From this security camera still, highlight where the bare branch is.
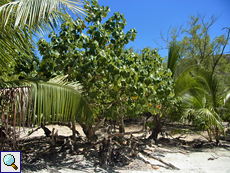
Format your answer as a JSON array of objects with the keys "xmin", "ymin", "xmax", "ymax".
[{"xmin": 212, "ymin": 27, "xmax": 230, "ymax": 75}]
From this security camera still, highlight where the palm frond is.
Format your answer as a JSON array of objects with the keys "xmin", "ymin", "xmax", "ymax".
[
  {"xmin": 195, "ymin": 68, "xmax": 219, "ymax": 108},
  {"xmin": 167, "ymin": 41, "xmax": 181, "ymax": 77},
  {"xmin": 167, "ymin": 42, "xmax": 199, "ymax": 79},
  {"xmin": 182, "ymin": 88, "xmax": 225, "ymax": 138},
  {"xmin": 0, "ymin": 25, "xmax": 34, "ymax": 69},
  {"xmin": 175, "ymin": 73, "xmax": 200, "ymax": 96},
  {"xmin": 0, "ymin": 0, "xmax": 87, "ymax": 31},
  {"xmin": 167, "ymin": 42, "xmax": 200, "ymax": 97},
  {"xmin": 182, "ymin": 87, "xmax": 207, "ymax": 110},
  {"xmin": 223, "ymin": 89, "xmax": 230, "ymax": 105},
  {"xmin": 0, "ymin": 79, "xmax": 94, "ymax": 129},
  {"xmin": 173, "ymin": 58, "xmax": 199, "ymax": 80},
  {"xmin": 197, "ymin": 108, "xmax": 225, "ymax": 134},
  {"xmin": 0, "ymin": 0, "xmax": 87, "ymax": 70}
]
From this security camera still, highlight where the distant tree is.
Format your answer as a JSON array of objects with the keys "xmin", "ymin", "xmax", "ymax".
[
  {"xmin": 162, "ymin": 15, "xmax": 230, "ymax": 124},
  {"xmin": 161, "ymin": 14, "xmax": 230, "ymax": 76}
]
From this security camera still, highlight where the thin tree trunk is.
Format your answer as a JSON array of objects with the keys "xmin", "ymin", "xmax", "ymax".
[
  {"xmin": 215, "ymin": 127, "xmax": 220, "ymax": 144},
  {"xmin": 6, "ymin": 98, "xmax": 10, "ymax": 137},
  {"xmin": 119, "ymin": 105, "xmax": 125, "ymax": 133},
  {"xmin": 1, "ymin": 90, "xmax": 5, "ymax": 130},
  {"xmin": 148, "ymin": 114, "xmax": 162, "ymax": 142},
  {"xmin": 71, "ymin": 119, "xmax": 76, "ymax": 141},
  {"xmin": 68, "ymin": 66, "xmax": 77, "ymax": 141},
  {"xmin": 212, "ymin": 27, "xmax": 230, "ymax": 75},
  {"xmin": 119, "ymin": 115, "xmax": 125, "ymax": 133},
  {"xmin": 68, "ymin": 66, "xmax": 71, "ymax": 81},
  {"xmin": 207, "ymin": 129, "xmax": 213, "ymax": 142},
  {"xmin": 13, "ymin": 91, "xmax": 17, "ymax": 149}
]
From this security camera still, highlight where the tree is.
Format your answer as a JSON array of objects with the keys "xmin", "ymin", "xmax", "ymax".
[
  {"xmin": 162, "ymin": 14, "xmax": 229, "ymax": 76},
  {"xmin": 166, "ymin": 42, "xmax": 228, "ymax": 144},
  {"xmin": 183, "ymin": 69, "xmax": 227, "ymax": 144},
  {"xmin": 37, "ymin": 0, "xmax": 180, "ymax": 141},
  {"xmin": 163, "ymin": 15, "xmax": 230, "ymax": 140}
]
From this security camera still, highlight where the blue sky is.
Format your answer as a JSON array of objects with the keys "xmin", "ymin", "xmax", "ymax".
[{"xmin": 36, "ymin": 0, "xmax": 230, "ymax": 59}]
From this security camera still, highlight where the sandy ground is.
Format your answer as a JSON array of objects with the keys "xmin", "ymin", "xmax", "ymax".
[{"xmin": 18, "ymin": 124, "xmax": 230, "ymax": 173}]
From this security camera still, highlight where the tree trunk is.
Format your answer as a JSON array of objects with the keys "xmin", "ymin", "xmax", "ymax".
[
  {"xmin": 207, "ymin": 129, "xmax": 213, "ymax": 142},
  {"xmin": 214, "ymin": 127, "xmax": 220, "ymax": 145},
  {"xmin": 147, "ymin": 114, "xmax": 162, "ymax": 142},
  {"xmin": 148, "ymin": 126, "xmax": 161, "ymax": 142},
  {"xmin": 71, "ymin": 119, "xmax": 76, "ymax": 141},
  {"xmin": 119, "ymin": 115, "xmax": 125, "ymax": 133}
]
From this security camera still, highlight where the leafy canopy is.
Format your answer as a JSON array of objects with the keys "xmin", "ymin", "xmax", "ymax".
[{"xmin": 38, "ymin": 0, "xmax": 180, "ymax": 122}]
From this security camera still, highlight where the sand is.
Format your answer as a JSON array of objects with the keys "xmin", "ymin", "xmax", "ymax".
[{"xmin": 17, "ymin": 124, "xmax": 230, "ymax": 173}]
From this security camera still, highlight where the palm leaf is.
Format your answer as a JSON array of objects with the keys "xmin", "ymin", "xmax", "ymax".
[
  {"xmin": 195, "ymin": 68, "xmax": 219, "ymax": 109},
  {"xmin": 197, "ymin": 108, "xmax": 225, "ymax": 135},
  {"xmin": 175, "ymin": 73, "xmax": 200, "ymax": 96},
  {"xmin": 0, "ymin": 0, "xmax": 87, "ymax": 31},
  {"xmin": 167, "ymin": 42, "xmax": 200, "ymax": 97},
  {"xmin": 223, "ymin": 89, "xmax": 230, "ymax": 105},
  {"xmin": 0, "ymin": 25, "xmax": 34, "ymax": 70},
  {"xmin": 0, "ymin": 78, "xmax": 94, "ymax": 129},
  {"xmin": 183, "ymin": 90, "xmax": 206, "ymax": 109},
  {"xmin": 0, "ymin": 0, "xmax": 87, "ymax": 70},
  {"xmin": 167, "ymin": 41, "xmax": 181, "ymax": 77}
]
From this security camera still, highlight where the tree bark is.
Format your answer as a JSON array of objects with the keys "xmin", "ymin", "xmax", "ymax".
[
  {"xmin": 71, "ymin": 119, "xmax": 76, "ymax": 141},
  {"xmin": 207, "ymin": 129, "xmax": 213, "ymax": 142},
  {"xmin": 147, "ymin": 114, "xmax": 162, "ymax": 142},
  {"xmin": 119, "ymin": 115, "xmax": 125, "ymax": 133}
]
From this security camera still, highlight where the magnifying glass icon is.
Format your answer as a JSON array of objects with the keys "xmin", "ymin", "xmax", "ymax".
[{"xmin": 3, "ymin": 154, "xmax": 18, "ymax": 170}]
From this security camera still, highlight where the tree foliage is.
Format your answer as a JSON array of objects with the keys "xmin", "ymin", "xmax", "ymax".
[
  {"xmin": 164, "ymin": 15, "xmax": 230, "ymax": 125},
  {"xmin": 167, "ymin": 41, "xmax": 228, "ymax": 144},
  {"xmin": 38, "ymin": 0, "xmax": 180, "ymax": 138},
  {"xmin": 166, "ymin": 15, "xmax": 229, "ymax": 75},
  {"xmin": 0, "ymin": 0, "xmax": 87, "ymax": 71}
]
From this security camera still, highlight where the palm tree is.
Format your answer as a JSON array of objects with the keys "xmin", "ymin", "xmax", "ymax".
[
  {"xmin": 183, "ymin": 69, "xmax": 226, "ymax": 144},
  {"xmin": 167, "ymin": 41, "xmax": 228, "ymax": 144}
]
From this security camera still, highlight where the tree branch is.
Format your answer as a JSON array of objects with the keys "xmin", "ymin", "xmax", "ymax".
[{"xmin": 212, "ymin": 27, "xmax": 230, "ymax": 75}]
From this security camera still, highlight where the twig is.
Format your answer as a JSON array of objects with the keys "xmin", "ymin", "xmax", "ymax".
[
  {"xmin": 139, "ymin": 150, "xmax": 180, "ymax": 170},
  {"xmin": 172, "ymin": 134, "xmax": 187, "ymax": 140},
  {"xmin": 208, "ymin": 154, "xmax": 219, "ymax": 160},
  {"xmin": 137, "ymin": 152, "xmax": 168, "ymax": 169},
  {"xmin": 58, "ymin": 137, "xmax": 74, "ymax": 153},
  {"xmin": 25, "ymin": 127, "xmax": 41, "ymax": 137}
]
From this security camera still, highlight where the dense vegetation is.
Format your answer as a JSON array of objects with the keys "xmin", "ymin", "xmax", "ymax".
[
  {"xmin": 36, "ymin": 0, "xmax": 181, "ymax": 142},
  {"xmin": 0, "ymin": 0, "xmax": 229, "ymax": 149}
]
